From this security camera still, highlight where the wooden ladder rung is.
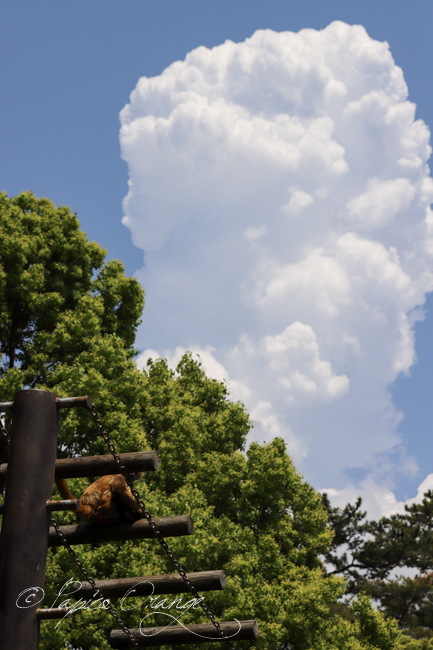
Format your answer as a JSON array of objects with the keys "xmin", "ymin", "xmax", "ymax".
[
  {"xmin": 0, "ymin": 451, "xmax": 160, "ymax": 487},
  {"xmin": 48, "ymin": 516, "xmax": 193, "ymax": 546},
  {"xmin": 70, "ymin": 570, "xmax": 226, "ymax": 599},
  {"xmin": 54, "ymin": 451, "xmax": 160, "ymax": 477},
  {"xmin": 0, "ymin": 499, "xmax": 80, "ymax": 515},
  {"xmin": 36, "ymin": 607, "xmax": 72, "ymax": 620},
  {"xmin": 110, "ymin": 620, "xmax": 259, "ymax": 647}
]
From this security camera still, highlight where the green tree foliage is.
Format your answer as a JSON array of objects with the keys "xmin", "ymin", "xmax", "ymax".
[
  {"xmin": 322, "ymin": 492, "xmax": 433, "ymax": 640},
  {"xmin": 396, "ymin": 636, "xmax": 433, "ymax": 650},
  {"xmin": 0, "ymin": 192, "xmax": 400, "ymax": 650}
]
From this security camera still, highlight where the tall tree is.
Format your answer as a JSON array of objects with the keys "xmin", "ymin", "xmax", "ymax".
[
  {"xmin": 322, "ymin": 491, "xmax": 433, "ymax": 639},
  {"xmin": 0, "ymin": 192, "xmax": 399, "ymax": 650}
]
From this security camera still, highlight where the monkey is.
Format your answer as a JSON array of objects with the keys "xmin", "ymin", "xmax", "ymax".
[{"xmin": 55, "ymin": 472, "xmax": 145, "ymax": 525}]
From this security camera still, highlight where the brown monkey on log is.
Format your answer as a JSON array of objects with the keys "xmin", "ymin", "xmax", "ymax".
[{"xmin": 55, "ymin": 473, "xmax": 145, "ymax": 524}]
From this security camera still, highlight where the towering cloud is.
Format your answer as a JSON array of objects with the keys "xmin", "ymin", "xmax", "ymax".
[{"xmin": 120, "ymin": 22, "xmax": 433, "ymax": 510}]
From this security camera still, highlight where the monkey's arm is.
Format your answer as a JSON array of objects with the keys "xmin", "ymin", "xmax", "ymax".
[{"xmin": 110, "ymin": 475, "xmax": 143, "ymax": 514}]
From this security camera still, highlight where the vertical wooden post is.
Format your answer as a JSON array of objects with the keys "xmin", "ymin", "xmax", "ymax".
[{"xmin": 0, "ymin": 390, "xmax": 59, "ymax": 650}]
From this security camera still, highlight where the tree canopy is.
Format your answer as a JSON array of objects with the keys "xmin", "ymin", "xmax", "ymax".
[
  {"xmin": 323, "ymin": 491, "xmax": 433, "ymax": 642},
  {"xmin": 0, "ymin": 192, "xmax": 401, "ymax": 650}
]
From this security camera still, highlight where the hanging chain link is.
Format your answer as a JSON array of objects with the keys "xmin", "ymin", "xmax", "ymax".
[
  {"xmin": 89, "ymin": 403, "xmax": 237, "ymax": 650},
  {"xmin": 50, "ymin": 514, "xmax": 142, "ymax": 649}
]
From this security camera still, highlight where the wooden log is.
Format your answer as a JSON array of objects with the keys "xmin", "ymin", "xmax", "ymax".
[
  {"xmin": 0, "ymin": 499, "xmax": 78, "ymax": 515},
  {"xmin": 71, "ymin": 570, "xmax": 226, "ymax": 599},
  {"xmin": 0, "ymin": 396, "xmax": 94, "ymax": 413},
  {"xmin": 57, "ymin": 396, "xmax": 93, "ymax": 410},
  {"xmin": 36, "ymin": 608, "xmax": 72, "ymax": 620},
  {"xmin": 45, "ymin": 499, "xmax": 80, "ymax": 512},
  {"xmin": 48, "ymin": 516, "xmax": 193, "ymax": 546},
  {"xmin": 0, "ymin": 451, "xmax": 160, "ymax": 486},
  {"xmin": 110, "ymin": 620, "xmax": 259, "ymax": 647},
  {"xmin": 54, "ymin": 451, "xmax": 160, "ymax": 477}
]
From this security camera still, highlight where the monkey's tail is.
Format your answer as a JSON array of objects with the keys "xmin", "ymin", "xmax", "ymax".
[
  {"xmin": 55, "ymin": 478, "xmax": 91, "ymax": 521},
  {"xmin": 55, "ymin": 478, "xmax": 77, "ymax": 501}
]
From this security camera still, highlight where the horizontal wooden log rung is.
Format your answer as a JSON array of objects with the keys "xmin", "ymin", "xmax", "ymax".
[
  {"xmin": 47, "ymin": 499, "xmax": 80, "ymax": 511},
  {"xmin": 48, "ymin": 516, "xmax": 193, "ymax": 546},
  {"xmin": 0, "ymin": 499, "xmax": 79, "ymax": 515},
  {"xmin": 36, "ymin": 607, "xmax": 72, "ymax": 620},
  {"xmin": 71, "ymin": 570, "xmax": 226, "ymax": 599},
  {"xmin": 110, "ymin": 620, "xmax": 259, "ymax": 647},
  {"xmin": 0, "ymin": 451, "xmax": 160, "ymax": 484},
  {"xmin": 54, "ymin": 451, "xmax": 160, "ymax": 477},
  {"xmin": 0, "ymin": 395, "xmax": 97, "ymax": 412},
  {"xmin": 57, "ymin": 396, "xmax": 93, "ymax": 410}
]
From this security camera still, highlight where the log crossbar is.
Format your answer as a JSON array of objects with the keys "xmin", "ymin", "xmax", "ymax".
[
  {"xmin": 46, "ymin": 499, "xmax": 79, "ymax": 512},
  {"xmin": 0, "ymin": 499, "xmax": 79, "ymax": 515},
  {"xmin": 36, "ymin": 608, "xmax": 72, "ymax": 620},
  {"xmin": 0, "ymin": 451, "xmax": 160, "ymax": 487},
  {"xmin": 0, "ymin": 395, "xmax": 93, "ymax": 413},
  {"xmin": 48, "ymin": 516, "xmax": 193, "ymax": 546},
  {"xmin": 110, "ymin": 620, "xmax": 259, "ymax": 648},
  {"xmin": 70, "ymin": 571, "xmax": 226, "ymax": 599},
  {"xmin": 54, "ymin": 451, "xmax": 160, "ymax": 477}
]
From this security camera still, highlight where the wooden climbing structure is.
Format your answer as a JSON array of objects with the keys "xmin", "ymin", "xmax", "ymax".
[{"xmin": 0, "ymin": 389, "xmax": 259, "ymax": 649}]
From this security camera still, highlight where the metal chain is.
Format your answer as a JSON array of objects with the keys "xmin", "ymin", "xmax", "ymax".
[
  {"xmin": 50, "ymin": 514, "xmax": 142, "ymax": 649},
  {"xmin": 89, "ymin": 403, "xmax": 237, "ymax": 650}
]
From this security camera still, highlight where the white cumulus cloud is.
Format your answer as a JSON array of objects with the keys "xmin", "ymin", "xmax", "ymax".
[
  {"xmin": 260, "ymin": 322, "xmax": 349, "ymax": 400},
  {"xmin": 282, "ymin": 187, "xmax": 314, "ymax": 217},
  {"xmin": 346, "ymin": 177, "xmax": 416, "ymax": 229},
  {"xmin": 121, "ymin": 21, "xmax": 433, "ymax": 506}
]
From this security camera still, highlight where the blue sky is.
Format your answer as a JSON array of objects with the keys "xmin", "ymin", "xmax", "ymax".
[{"xmin": 2, "ymin": 0, "xmax": 433, "ymax": 514}]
